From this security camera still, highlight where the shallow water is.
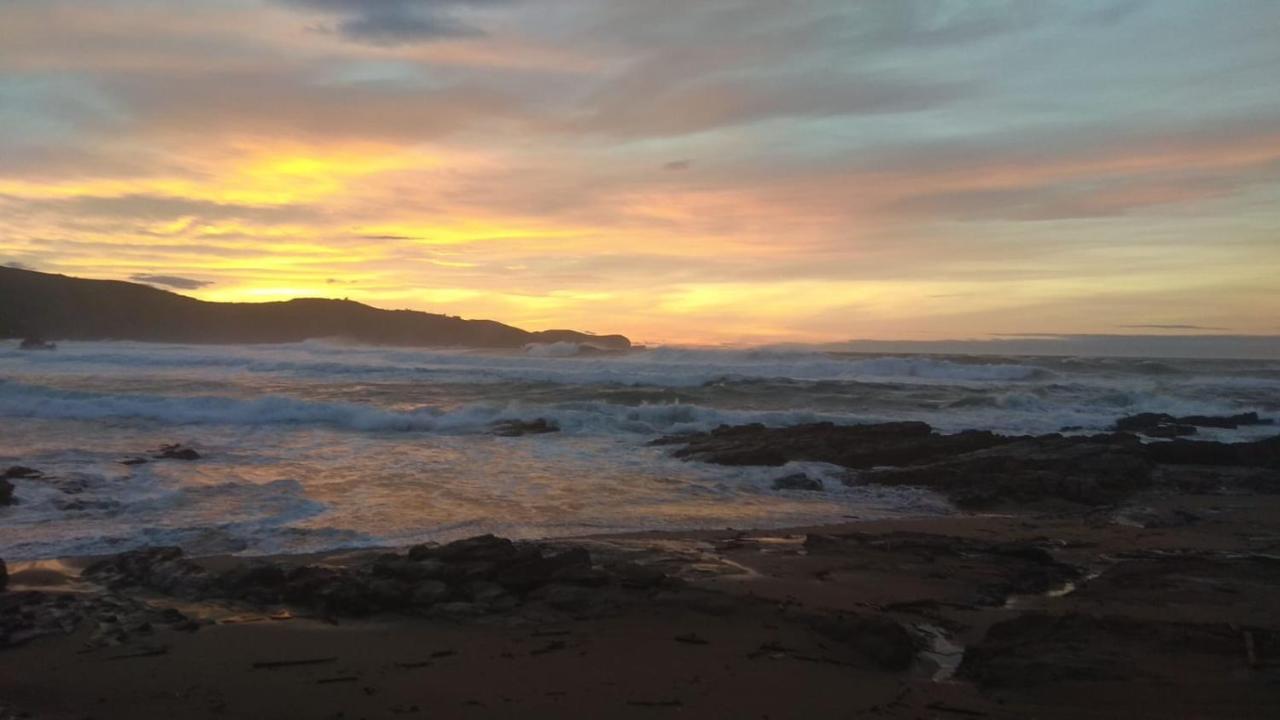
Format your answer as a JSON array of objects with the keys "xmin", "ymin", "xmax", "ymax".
[{"xmin": 2, "ymin": 341, "xmax": 1276, "ymax": 560}]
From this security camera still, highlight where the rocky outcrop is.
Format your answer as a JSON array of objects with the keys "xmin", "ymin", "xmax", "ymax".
[
  {"xmin": 855, "ymin": 434, "xmax": 1154, "ymax": 507},
  {"xmin": 490, "ymin": 419, "xmax": 560, "ymax": 437},
  {"xmin": 655, "ymin": 421, "xmax": 1013, "ymax": 468},
  {"xmin": 1115, "ymin": 411, "xmax": 1272, "ymax": 438},
  {"xmin": 83, "ymin": 535, "xmax": 664, "ymax": 619},
  {"xmin": 658, "ymin": 420, "xmax": 1280, "ymax": 508},
  {"xmin": 771, "ymin": 473, "xmax": 824, "ymax": 491},
  {"xmin": 1, "ymin": 466, "xmax": 42, "ymax": 506}
]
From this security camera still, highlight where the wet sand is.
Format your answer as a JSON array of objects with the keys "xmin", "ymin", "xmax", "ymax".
[{"xmin": 3, "ymin": 488, "xmax": 1279, "ymax": 719}]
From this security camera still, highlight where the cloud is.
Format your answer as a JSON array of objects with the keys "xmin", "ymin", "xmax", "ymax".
[
  {"xmin": 129, "ymin": 274, "xmax": 214, "ymax": 290},
  {"xmin": 1116, "ymin": 324, "xmax": 1230, "ymax": 331},
  {"xmin": 663, "ymin": 160, "xmax": 692, "ymax": 171},
  {"xmin": 4, "ymin": 261, "xmax": 32, "ymax": 270},
  {"xmin": 277, "ymin": 0, "xmax": 506, "ymax": 45}
]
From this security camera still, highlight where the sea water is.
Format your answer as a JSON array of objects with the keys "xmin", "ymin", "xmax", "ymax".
[{"xmin": 1, "ymin": 341, "xmax": 1277, "ymax": 560}]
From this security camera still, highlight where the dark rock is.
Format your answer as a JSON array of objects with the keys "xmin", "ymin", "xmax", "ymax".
[
  {"xmin": 656, "ymin": 421, "xmax": 1011, "ymax": 468},
  {"xmin": 771, "ymin": 473, "xmax": 824, "ymax": 491},
  {"xmin": 1146, "ymin": 434, "xmax": 1280, "ymax": 469},
  {"xmin": 372, "ymin": 557, "xmax": 444, "ymax": 582},
  {"xmin": 411, "ymin": 580, "xmax": 450, "ymax": 606},
  {"xmin": 854, "ymin": 434, "xmax": 1153, "ymax": 507},
  {"xmin": 1, "ymin": 558, "xmax": 6, "ymax": 591},
  {"xmin": 490, "ymin": 419, "xmax": 560, "ymax": 437},
  {"xmin": 0, "ymin": 478, "xmax": 11, "ymax": 506},
  {"xmin": 120, "ymin": 457, "xmax": 149, "ymax": 466},
  {"xmin": 83, "ymin": 547, "xmax": 213, "ymax": 598},
  {"xmin": 18, "ymin": 337, "xmax": 56, "ymax": 351},
  {"xmin": 608, "ymin": 561, "xmax": 669, "ymax": 589},
  {"xmin": 808, "ymin": 614, "xmax": 919, "ymax": 671},
  {"xmin": 154, "ymin": 444, "xmax": 201, "ymax": 461},
  {"xmin": 424, "ymin": 534, "xmax": 518, "ymax": 564},
  {"xmin": 531, "ymin": 584, "xmax": 598, "ymax": 613},
  {"xmin": 2, "ymin": 466, "xmax": 43, "ymax": 480},
  {"xmin": 496, "ymin": 547, "xmax": 593, "ymax": 592},
  {"xmin": 1116, "ymin": 411, "xmax": 1270, "ymax": 433},
  {"xmin": 464, "ymin": 580, "xmax": 508, "ymax": 603},
  {"xmin": 220, "ymin": 563, "xmax": 288, "ymax": 603}
]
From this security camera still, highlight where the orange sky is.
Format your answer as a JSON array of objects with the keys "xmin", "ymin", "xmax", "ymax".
[{"xmin": 2, "ymin": 0, "xmax": 1278, "ymax": 344}]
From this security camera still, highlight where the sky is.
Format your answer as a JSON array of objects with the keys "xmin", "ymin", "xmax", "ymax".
[{"xmin": 1, "ymin": 0, "xmax": 1278, "ymax": 346}]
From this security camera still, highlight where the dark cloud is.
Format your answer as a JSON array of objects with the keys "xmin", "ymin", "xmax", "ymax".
[
  {"xmin": 277, "ymin": 0, "xmax": 506, "ymax": 45},
  {"xmin": 129, "ymin": 274, "xmax": 214, "ymax": 290},
  {"xmin": 4, "ymin": 261, "xmax": 32, "ymax": 270},
  {"xmin": 663, "ymin": 160, "xmax": 692, "ymax": 171}
]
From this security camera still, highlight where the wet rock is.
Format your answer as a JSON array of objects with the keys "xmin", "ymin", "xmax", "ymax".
[
  {"xmin": 808, "ymin": 614, "xmax": 919, "ymax": 671},
  {"xmin": 154, "ymin": 444, "xmax": 201, "ymax": 461},
  {"xmin": 656, "ymin": 421, "xmax": 1012, "ymax": 468},
  {"xmin": 491, "ymin": 419, "xmax": 560, "ymax": 437},
  {"xmin": 83, "ymin": 547, "xmax": 213, "ymax": 598},
  {"xmin": 608, "ymin": 561, "xmax": 669, "ymax": 589},
  {"xmin": 496, "ymin": 547, "xmax": 593, "ymax": 591},
  {"xmin": 120, "ymin": 457, "xmax": 149, "ymax": 466},
  {"xmin": 411, "ymin": 580, "xmax": 450, "ymax": 606},
  {"xmin": 220, "ymin": 563, "xmax": 288, "ymax": 603},
  {"xmin": 854, "ymin": 434, "xmax": 1153, "ymax": 507},
  {"xmin": 531, "ymin": 583, "xmax": 598, "ymax": 613},
  {"xmin": 0, "ymin": 558, "xmax": 6, "ymax": 591},
  {"xmin": 1116, "ymin": 411, "xmax": 1271, "ymax": 435},
  {"xmin": 1147, "ymin": 434, "xmax": 1280, "ymax": 469},
  {"xmin": 0, "ymin": 479, "xmax": 11, "ymax": 506},
  {"xmin": 1, "ymin": 588, "xmax": 197, "ymax": 649},
  {"xmin": 2, "ymin": 466, "xmax": 42, "ymax": 480},
  {"xmin": 771, "ymin": 473, "xmax": 824, "ymax": 491},
  {"xmin": 19, "ymin": 337, "xmax": 56, "ymax": 351},
  {"xmin": 464, "ymin": 580, "xmax": 508, "ymax": 603},
  {"xmin": 372, "ymin": 557, "xmax": 445, "ymax": 582},
  {"xmin": 420, "ymin": 534, "xmax": 518, "ymax": 564}
]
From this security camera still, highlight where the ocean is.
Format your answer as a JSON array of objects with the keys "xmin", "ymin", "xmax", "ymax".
[{"xmin": 2, "ymin": 341, "xmax": 1278, "ymax": 561}]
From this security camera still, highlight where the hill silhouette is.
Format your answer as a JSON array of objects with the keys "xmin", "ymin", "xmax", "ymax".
[{"xmin": 0, "ymin": 267, "xmax": 630, "ymax": 350}]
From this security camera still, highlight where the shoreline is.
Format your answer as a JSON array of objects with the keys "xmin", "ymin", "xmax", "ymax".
[
  {"xmin": 3, "ymin": 417, "xmax": 1280, "ymax": 718},
  {"xmin": 4, "ymin": 490, "xmax": 1279, "ymax": 718}
]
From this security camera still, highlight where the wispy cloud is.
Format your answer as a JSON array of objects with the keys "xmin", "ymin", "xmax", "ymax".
[{"xmin": 130, "ymin": 274, "xmax": 214, "ymax": 290}]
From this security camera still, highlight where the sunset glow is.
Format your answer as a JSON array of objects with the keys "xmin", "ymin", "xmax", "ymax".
[{"xmin": 3, "ymin": 0, "xmax": 1278, "ymax": 344}]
